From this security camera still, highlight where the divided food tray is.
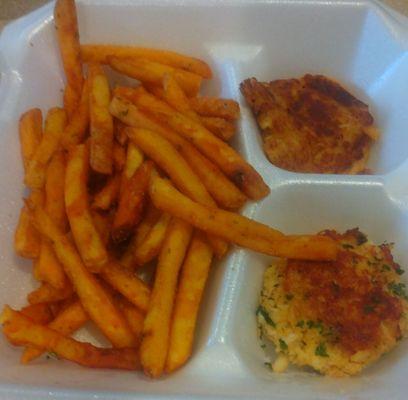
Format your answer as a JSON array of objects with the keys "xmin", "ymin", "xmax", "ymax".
[{"xmin": 0, "ymin": 0, "xmax": 408, "ymax": 398}]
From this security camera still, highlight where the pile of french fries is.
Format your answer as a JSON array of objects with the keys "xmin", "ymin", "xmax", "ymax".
[{"xmin": 1, "ymin": 0, "xmax": 338, "ymax": 378}]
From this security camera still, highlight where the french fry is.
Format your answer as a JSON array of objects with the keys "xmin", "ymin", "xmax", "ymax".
[
  {"xmin": 110, "ymin": 95, "xmax": 247, "ymax": 210},
  {"xmin": 199, "ymin": 116, "xmax": 235, "ymax": 141},
  {"xmin": 25, "ymin": 108, "xmax": 67, "ymax": 189},
  {"xmin": 112, "ymin": 160, "xmax": 153, "ymax": 243},
  {"xmin": 149, "ymin": 175, "xmax": 338, "ymax": 261},
  {"xmin": 81, "ymin": 44, "xmax": 212, "ymax": 78},
  {"xmin": 123, "ymin": 141, "xmax": 144, "ymax": 179},
  {"xmin": 65, "ymin": 144, "xmax": 108, "ymax": 271},
  {"xmin": 109, "ymin": 57, "xmax": 202, "ymax": 97},
  {"xmin": 63, "ymin": 84, "xmax": 79, "ymax": 118},
  {"xmin": 21, "ymin": 299, "xmax": 88, "ymax": 363},
  {"xmin": 54, "ymin": 0, "xmax": 83, "ymax": 111},
  {"xmin": 61, "ymin": 77, "xmax": 90, "ymax": 148},
  {"xmin": 166, "ymin": 232, "xmax": 213, "ymax": 372},
  {"xmin": 189, "ymin": 97, "xmax": 240, "ymax": 120},
  {"xmin": 114, "ymin": 120, "xmax": 128, "ymax": 146},
  {"xmin": 1, "ymin": 306, "xmax": 139, "ymax": 370},
  {"xmin": 140, "ymin": 218, "xmax": 192, "ymax": 378},
  {"xmin": 134, "ymin": 212, "xmax": 171, "ymax": 266},
  {"xmin": 100, "ymin": 261, "xmax": 151, "ymax": 312},
  {"xmin": 113, "ymin": 142, "xmax": 127, "ymax": 172},
  {"xmin": 89, "ymin": 63, "xmax": 114, "ymax": 174},
  {"xmin": 118, "ymin": 87, "xmax": 269, "ymax": 199},
  {"xmin": 90, "ymin": 210, "xmax": 112, "ymax": 246},
  {"xmin": 27, "ymin": 282, "xmax": 73, "ymax": 305},
  {"xmin": 20, "ymin": 303, "xmax": 54, "ymax": 325},
  {"xmin": 92, "ymin": 174, "xmax": 121, "ymax": 210},
  {"xmin": 19, "ymin": 108, "xmax": 42, "ymax": 171},
  {"xmin": 30, "ymin": 204, "xmax": 137, "ymax": 348}
]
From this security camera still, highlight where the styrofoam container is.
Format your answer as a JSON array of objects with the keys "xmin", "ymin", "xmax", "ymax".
[{"xmin": 0, "ymin": 0, "xmax": 408, "ymax": 398}]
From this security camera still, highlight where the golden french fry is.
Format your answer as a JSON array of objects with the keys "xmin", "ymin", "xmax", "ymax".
[
  {"xmin": 118, "ymin": 87, "xmax": 269, "ymax": 199},
  {"xmin": 166, "ymin": 232, "xmax": 213, "ymax": 372},
  {"xmin": 19, "ymin": 109, "xmax": 42, "ymax": 171},
  {"xmin": 54, "ymin": 0, "xmax": 83, "ymax": 110},
  {"xmin": 100, "ymin": 261, "xmax": 151, "ymax": 313},
  {"xmin": 90, "ymin": 210, "xmax": 112, "ymax": 246},
  {"xmin": 81, "ymin": 44, "xmax": 212, "ymax": 78},
  {"xmin": 1, "ymin": 306, "xmax": 139, "ymax": 370},
  {"xmin": 123, "ymin": 141, "xmax": 144, "ymax": 180},
  {"xmin": 114, "ymin": 120, "xmax": 128, "ymax": 146},
  {"xmin": 61, "ymin": 77, "xmax": 90, "ymax": 148},
  {"xmin": 110, "ymin": 94, "xmax": 246, "ymax": 210},
  {"xmin": 65, "ymin": 144, "xmax": 108, "ymax": 271},
  {"xmin": 199, "ymin": 116, "xmax": 235, "ymax": 141},
  {"xmin": 89, "ymin": 64, "xmax": 114, "ymax": 174},
  {"xmin": 27, "ymin": 282, "xmax": 73, "ymax": 305},
  {"xmin": 149, "ymin": 175, "xmax": 338, "ymax": 261},
  {"xmin": 112, "ymin": 142, "xmax": 126, "ymax": 172},
  {"xmin": 140, "ymin": 218, "xmax": 192, "ymax": 377},
  {"xmin": 63, "ymin": 84, "xmax": 78, "ymax": 118},
  {"xmin": 189, "ymin": 97, "xmax": 240, "ymax": 120},
  {"xmin": 30, "ymin": 204, "xmax": 137, "ymax": 348},
  {"xmin": 134, "ymin": 212, "xmax": 171, "ymax": 266},
  {"xmin": 20, "ymin": 303, "xmax": 54, "ymax": 325},
  {"xmin": 109, "ymin": 57, "xmax": 202, "ymax": 97},
  {"xmin": 92, "ymin": 174, "xmax": 121, "ymax": 210},
  {"xmin": 25, "ymin": 108, "xmax": 67, "ymax": 189}
]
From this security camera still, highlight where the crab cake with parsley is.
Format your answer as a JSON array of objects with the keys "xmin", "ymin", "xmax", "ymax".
[{"xmin": 257, "ymin": 229, "xmax": 408, "ymax": 377}]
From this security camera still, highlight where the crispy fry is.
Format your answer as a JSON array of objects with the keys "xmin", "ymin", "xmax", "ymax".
[
  {"xmin": 113, "ymin": 141, "xmax": 127, "ymax": 172},
  {"xmin": 189, "ymin": 97, "xmax": 240, "ymax": 120},
  {"xmin": 27, "ymin": 282, "xmax": 73, "ymax": 305},
  {"xmin": 19, "ymin": 108, "xmax": 42, "ymax": 171},
  {"xmin": 1, "ymin": 306, "xmax": 139, "ymax": 370},
  {"xmin": 100, "ymin": 261, "xmax": 151, "ymax": 312},
  {"xmin": 20, "ymin": 303, "xmax": 54, "ymax": 325},
  {"xmin": 65, "ymin": 144, "xmax": 108, "ymax": 271},
  {"xmin": 123, "ymin": 141, "xmax": 144, "ymax": 180},
  {"xmin": 110, "ymin": 95, "xmax": 246, "ymax": 210},
  {"xmin": 81, "ymin": 44, "xmax": 212, "ymax": 78},
  {"xmin": 54, "ymin": 0, "xmax": 83, "ymax": 110},
  {"xmin": 149, "ymin": 175, "xmax": 338, "ymax": 261},
  {"xmin": 140, "ymin": 218, "xmax": 192, "ymax": 377},
  {"xmin": 25, "ymin": 108, "xmax": 67, "ymax": 189},
  {"xmin": 119, "ymin": 87, "xmax": 269, "ymax": 199},
  {"xmin": 22, "ymin": 299, "xmax": 88, "ymax": 363},
  {"xmin": 114, "ymin": 120, "xmax": 128, "ymax": 146},
  {"xmin": 63, "ymin": 84, "xmax": 78, "ymax": 118},
  {"xmin": 30, "ymin": 204, "xmax": 137, "ymax": 348},
  {"xmin": 112, "ymin": 160, "xmax": 153, "ymax": 243},
  {"xmin": 134, "ymin": 212, "xmax": 171, "ymax": 266},
  {"xmin": 92, "ymin": 174, "xmax": 121, "ymax": 210},
  {"xmin": 61, "ymin": 77, "xmax": 90, "ymax": 148},
  {"xmin": 199, "ymin": 116, "xmax": 235, "ymax": 141},
  {"xmin": 166, "ymin": 232, "xmax": 213, "ymax": 372},
  {"xmin": 89, "ymin": 64, "xmax": 114, "ymax": 174},
  {"xmin": 90, "ymin": 210, "xmax": 112, "ymax": 246},
  {"xmin": 109, "ymin": 57, "xmax": 202, "ymax": 97}
]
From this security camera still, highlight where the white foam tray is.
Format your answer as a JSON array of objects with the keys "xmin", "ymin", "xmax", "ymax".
[{"xmin": 1, "ymin": 0, "xmax": 408, "ymax": 398}]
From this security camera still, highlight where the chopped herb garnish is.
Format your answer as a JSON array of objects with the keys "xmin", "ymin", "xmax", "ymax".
[
  {"xmin": 342, "ymin": 244, "xmax": 354, "ymax": 249},
  {"xmin": 296, "ymin": 320, "xmax": 305, "ymax": 328},
  {"xmin": 315, "ymin": 343, "xmax": 329, "ymax": 357},
  {"xmin": 285, "ymin": 294, "xmax": 294, "ymax": 301},
  {"xmin": 356, "ymin": 232, "xmax": 368, "ymax": 245},
  {"xmin": 388, "ymin": 282, "xmax": 408, "ymax": 300},
  {"xmin": 382, "ymin": 264, "xmax": 391, "ymax": 271},
  {"xmin": 256, "ymin": 305, "xmax": 276, "ymax": 327},
  {"xmin": 395, "ymin": 266, "xmax": 405, "ymax": 275},
  {"xmin": 279, "ymin": 338, "xmax": 288, "ymax": 351}
]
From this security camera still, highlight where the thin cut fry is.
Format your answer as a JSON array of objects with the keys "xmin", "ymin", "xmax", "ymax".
[
  {"xmin": 166, "ymin": 232, "xmax": 213, "ymax": 372},
  {"xmin": 27, "ymin": 282, "xmax": 73, "ymax": 305},
  {"xmin": 65, "ymin": 144, "xmax": 108, "ymax": 271},
  {"xmin": 89, "ymin": 63, "xmax": 114, "ymax": 174},
  {"xmin": 20, "ymin": 303, "xmax": 54, "ymax": 325},
  {"xmin": 19, "ymin": 108, "xmax": 42, "ymax": 171},
  {"xmin": 81, "ymin": 44, "xmax": 212, "ymax": 78},
  {"xmin": 114, "ymin": 120, "xmax": 128, "ymax": 146},
  {"xmin": 123, "ymin": 141, "xmax": 144, "ymax": 180},
  {"xmin": 22, "ymin": 299, "xmax": 88, "ymax": 363},
  {"xmin": 90, "ymin": 210, "xmax": 112, "ymax": 246},
  {"xmin": 109, "ymin": 57, "xmax": 202, "ymax": 97},
  {"xmin": 189, "ymin": 97, "xmax": 240, "ymax": 120},
  {"xmin": 1, "ymin": 306, "xmax": 139, "ymax": 370},
  {"xmin": 25, "ymin": 108, "xmax": 67, "ymax": 189},
  {"xmin": 149, "ymin": 175, "xmax": 338, "ymax": 261},
  {"xmin": 199, "ymin": 116, "xmax": 235, "ymax": 141},
  {"xmin": 140, "ymin": 218, "xmax": 192, "ymax": 377},
  {"xmin": 63, "ymin": 84, "xmax": 78, "ymax": 118},
  {"xmin": 92, "ymin": 174, "xmax": 121, "ymax": 210}
]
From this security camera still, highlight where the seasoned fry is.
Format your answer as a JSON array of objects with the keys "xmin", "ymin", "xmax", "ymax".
[
  {"xmin": 134, "ymin": 212, "xmax": 171, "ymax": 266},
  {"xmin": 54, "ymin": 0, "xmax": 83, "ymax": 111},
  {"xmin": 89, "ymin": 63, "xmax": 114, "ymax": 174},
  {"xmin": 110, "ymin": 95, "xmax": 246, "ymax": 210},
  {"xmin": 1, "ymin": 306, "xmax": 139, "ymax": 370},
  {"xmin": 20, "ymin": 303, "xmax": 54, "ymax": 325},
  {"xmin": 123, "ymin": 141, "xmax": 144, "ymax": 179},
  {"xmin": 25, "ymin": 108, "xmax": 67, "ymax": 189},
  {"xmin": 199, "ymin": 116, "xmax": 235, "ymax": 141},
  {"xmin": 109, "ymin": 57, "xmax": 202, "ymax": 97},
  {"xmin": 189, "ymin": 97, "xmax": 240, "ymax": 120},
  {"xmin": 119, "ymin": 87, "xmax": 269, "ymax": 199},
  {"xmin": 166, "ymin": 232, "xmax": 213, "ymax": 372},
  {"xmin": 30, "ymin": 204, "xmax": 137, "ymax": 348},
  {"xmin": 81, "ymin": 44, "xmax": 212, "ymax": 78},
  {"xmin": 63, "ymin": 84, "xmax": 78, "ymax": 118},
  {"xmin": 19, "ymin": 108, "xmax": 42, "ymax": 171},
  {"xmin": 114, "ymin": 120, "xmax": 128, "ymax": 146},
  {"xmin": 92, "ymin": 174, "xmax": 121, "ymax": 210},
  {"xmin": 61, "ymin": 77, "xmax": 90, "ymax": 148},
  {"xmin": 22, "ymin": 299, "xmax": 88, "ymax": 363},
  {"xmin": 149, "ymin": 175, "xmax": 338, "ymax": 261},
  {"xmin": 90, "ymin": 210, "xmax": 112, "ymax": 246},
  {"xmin": 27, "ymin": 282, "xmax": 73, "ymax": 305},
  {"xmin": 65, "ymin": 144, "xmax": 108, "ymax": 271},
  {"xmin": 100, "ymin": 261, "xmax": 151, "ymax": 312},
  {"xmin": 141, "ymin": 218, "xmax": 192, "ymax": 377},
  {"xmin": 113, "ymin": 141, "xmax": 126, "ymax": 172},
  {"xmin": 112, "ymin": 160, "xmax": 153, "ymax": 243}
]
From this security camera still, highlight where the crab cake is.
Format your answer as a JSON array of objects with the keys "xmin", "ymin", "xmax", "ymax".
[
  {"xmin": 240, "ymin": 75, "xmax": 378, "ymax": 174},
  {"xmin": 257, "ymin": 229, "xmax": 408, "ymax": 377}
]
